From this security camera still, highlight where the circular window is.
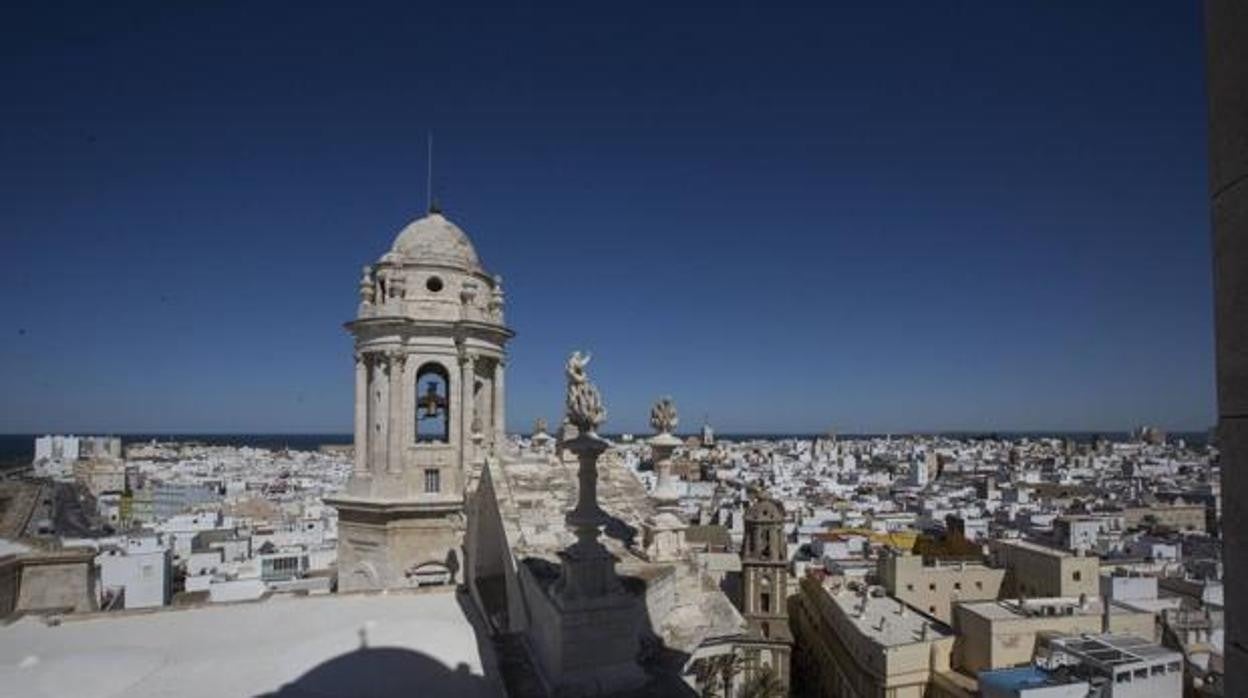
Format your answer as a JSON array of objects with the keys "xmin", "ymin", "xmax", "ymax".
[{"xmin": 426, "ymin": 276, "xmax": 443, "ymax": 293}]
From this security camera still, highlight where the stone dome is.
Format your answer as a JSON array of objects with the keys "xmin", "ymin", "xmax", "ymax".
[
  {"xmin": 389, "ymin": 212, "xmax": 483, "ymax": 272},
  {"xmin": 745, "ymin": 497, "xmax": 784, "ymax": 523}
]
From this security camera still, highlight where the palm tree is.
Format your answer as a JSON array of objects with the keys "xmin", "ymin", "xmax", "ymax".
[
  {"xmin": 693, "ymin": 653, "xmax": 747, "ymax": 698},
  {"xmin": 740, "ymin": 666, "xmax": 786, "ymax": 698}
]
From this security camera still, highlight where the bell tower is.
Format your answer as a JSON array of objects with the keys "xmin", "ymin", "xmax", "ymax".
[
  {"xmin": 328, "ymin": 209, "xmax": 513, "ymax": 592},
  {"xmin": 739, "ymin": 494, "xmax": 793, "ymax": 691}
]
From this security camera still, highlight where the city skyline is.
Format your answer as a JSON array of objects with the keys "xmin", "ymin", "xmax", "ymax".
[{"xmin": 1, "ymin": 2, "xmax": 1215, "ymax": 434}]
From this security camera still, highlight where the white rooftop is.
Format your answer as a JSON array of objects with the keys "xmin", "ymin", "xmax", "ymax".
[
  {"xmin": 827, "ymin": 587, "xmax": 950, "ymax": 647},
  {"xmin": 0, "ymin": 590, "xmax": 500, "ymax": 698}
]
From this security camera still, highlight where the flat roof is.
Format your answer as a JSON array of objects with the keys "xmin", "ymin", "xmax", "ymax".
[
  {"xmin": 0, "ymin": 590, "xmax": 499, "ymax": 698},
  {"xmin": 958, "ymin": 597, "xmax": 1141, "ymax": 622},
  {"xmin": 827, "ymin": 587, "xmax": 950, "ymax": 647},
  {"xmin": 1051, "ymin": 634, "xmax": 1181, "ymax": 667}
]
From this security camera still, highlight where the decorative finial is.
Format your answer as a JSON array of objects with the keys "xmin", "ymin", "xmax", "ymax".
[
  {"xmin": 649, "ymin": 397, "xmax": 678, "ymax": 436},
  {"xmin": 565, "ymin": 351, "xmax": 606, "ymax": 432}
]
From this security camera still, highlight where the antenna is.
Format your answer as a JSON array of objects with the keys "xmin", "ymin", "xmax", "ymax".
[{"xmin": 426, "ymin": 131, "xmax": 434, "ymax": 213}]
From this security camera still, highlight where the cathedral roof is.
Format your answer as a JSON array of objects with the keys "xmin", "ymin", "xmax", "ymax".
[{"xmin": 389, "ymin": 212, "xmax": 483, "ymax": 272}]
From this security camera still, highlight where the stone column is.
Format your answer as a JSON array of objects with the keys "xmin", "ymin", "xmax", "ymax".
[
  {"xmin": 651, "ymin": 435, "xmax": 683, "ymax": 509},
  {"xmin": 374, "ymin": 357, "xmax": 390, "ymax": 477},
  {"xmin": 558, "ymin": 433, "xmax": 619, "ymax": 601},
  {"xmin": 353, "ymin": 351, "xmax": 368, "ymax": 477},
  {"xmin": 460, "ymin": 353, "xmax": 476, "ymax": 466},
  {"xmin": 387, "ymin": 352, "xmax": 406, "ymax": 475},
  {"xmin": 493, "ymin": 359, "xmax": 507, "ymax": 450},
  {"xmin": 644, "ymin": 397, "xmax": 686, "ymax": 562},
  {"xmin": 1206, "ymin": 1, "xmax": 1248, "ymax": 690}
]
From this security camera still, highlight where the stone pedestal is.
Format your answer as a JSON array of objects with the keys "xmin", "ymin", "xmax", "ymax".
[
  {"xmin": 527, "ymin": 430, "xmax": 646, "ymax": 695},
  {"xmin": 526, "ymin": 582, "xmax": 647, "ymax": 696},
  {"xmin": 328, "ymin": 496, "xmax": 464, "ymax": 592},
  {"xmin": 642, "ymin": 511, "xmax": 687, "ymax": 563},
  {"xmin": 643, "ymin": 432, "xmax": 687, "ymax": 563}
]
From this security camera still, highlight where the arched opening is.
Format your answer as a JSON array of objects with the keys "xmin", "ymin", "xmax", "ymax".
[
  {"xmin": 414, "ymin": 363, "xmax": 450, "ymax": 443},
  {"xmin": 405, "ymin": 560, "xmax": 452, "ymax": 587}
]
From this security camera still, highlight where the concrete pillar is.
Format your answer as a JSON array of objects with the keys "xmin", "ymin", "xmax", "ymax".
[
  {"xmin": 493, "ymin": 359, "xmax": 506, "ymax": 449},
  {"xmin": 387, "ymin": 353, "xmax": 406, "ymax": 475},
  {"xmin": 353, "ymin": 351, "xmax": 368, "ymax": 477},
  {"xmin": 1206, "ymin": 1, "xmax": 1248, "ymax": 691},
  {"xmin": 460, "ymin": 353, "xmax": 476, "ymax": 467}
]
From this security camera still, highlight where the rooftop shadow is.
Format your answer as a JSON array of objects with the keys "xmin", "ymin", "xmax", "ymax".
[{"xmin": 256, "ymin": 646, "xmax": 496, "ymax": 698}]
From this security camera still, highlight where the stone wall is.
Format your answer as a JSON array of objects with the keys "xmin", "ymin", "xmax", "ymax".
[
  {"xmin": 1205, "ymin": 1, "xmax": 1248, "ymax": 691},
  {"xmin": 14, "ymin": 555, "xmax": 96, "ymax": 614}
]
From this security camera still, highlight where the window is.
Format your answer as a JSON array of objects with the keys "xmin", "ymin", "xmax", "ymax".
[
  {"xmin": 954, "ymin": 582, "xmax": 962, "ymax": 590},
  {"xmin": 424, "ymin": 468, "xmax": 440, "ymax": 494},
  {"xmin": 1073, "ymin": 571, "xmax": 1082, "ymax": 582},
  {"xmin": 426, "ymin": 276, "xmax": 443, "ymax": 292},
  {"xmin": 906, "ymin": 583, "xmax": 915, "ymax": 592},
  {"xmin": 1133, "ymin": 669, "xmax": 1147, "ymax": 680},
  {"xmin": 414, "ymin": 362, "xmax": 451, "ymax": 443},
  {"xmin": 760, "ymin": 591, "xmax": 772, "ymax": 614},
  {"xmin": 1167, "ymin": 662, "xmax": 1181, "ymax": 673},
  {"xmin": 929, "ymin": 583, "xmax": 937, "ymax": 591},
  {"xmin": 975, "ymin": 581, "xmax": 983, "ymax": 590},
  {"xmin": 1116, "ymin": 672, "xmax": 1131, "ymax": 684},
  {"xmin": 1151, "ymin": 665, "xmax": 1165, "ymax": 676},
  {"xmin": 929, "ymin": 606, "xmax": 936, "ymax": 614}
]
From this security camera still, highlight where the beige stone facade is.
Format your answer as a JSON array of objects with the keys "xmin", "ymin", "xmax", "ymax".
[
  {"xmin": 953, "ymin": 597, "xmax": 1156, "ymax": 674},
  {"xmin": 1121, "ymin": 504, "xmax": 1207, "ymax": 533},
  {"xmin": 739, "ymin": 496, "xmax": 792, "ymax": 690},
  {"xmin": 791, "ymin": 575, "xmax": 953, "ymax": 698},
  {"xmin": 878, "ymin": 550, "xmax": 1004, "ymax": 624},
  {"xmin": 73, "ymin": 458, "xmax": 125, "ymax": 497},
  {"xmin": 989, "ymin": 539, "xmax": 1099, "ymax": 599}
]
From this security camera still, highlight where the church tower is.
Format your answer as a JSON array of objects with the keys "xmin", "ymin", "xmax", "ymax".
[
  {"xmin": 739, "ymin": 494, "xmax": 793, "ymax": 691},
  {"xmin": 328, "ymin": 209, "xmax": 513, "ymax": 592}
]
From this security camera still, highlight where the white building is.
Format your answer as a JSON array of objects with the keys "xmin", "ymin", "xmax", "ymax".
[
  {"xmin": 1034, "ymin": 633, "xmax": 1182, "ymax": 697},
  {"xmin": 96, "ymin": 533, "xmax": 172, "ymax": 610}
]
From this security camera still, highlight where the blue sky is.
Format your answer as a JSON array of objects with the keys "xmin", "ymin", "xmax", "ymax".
[{"xmin": 0, "ymin": 2, "xmax": 1214, "ymax": 434}]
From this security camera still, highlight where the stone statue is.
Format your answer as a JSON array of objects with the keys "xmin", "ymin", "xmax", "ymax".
[
  {"xmin": 565, "ymin": 351, "xmax": 606, "ymax": 432},
  {"xmin": 534, "ymin": 417, "xmax": 549, "ymax": 435},
  {"xmin": 489, "ymin": 275, "xmax": 505, "ymax": 320},
  {"xmin": 566, "ymin": 351, "xmax": 591, "ymax": 385},
  {"xmin": 388, "ymin": 273, "xmax": 406, "ymax": 299},
  {"xmin": 359, "ymin": 266, "xmax": 375, "ymax": 305},
  {"xmin": 460, "ymin": 281, "xmax": 478, "ymax": 309},
  {"xmin": 649, "ymin": 397, "xmax": 678, "ymax": 435}
]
